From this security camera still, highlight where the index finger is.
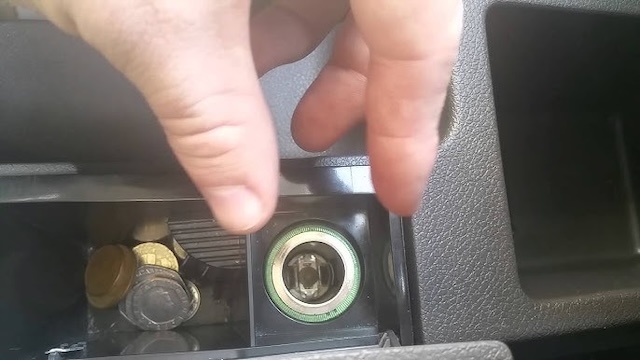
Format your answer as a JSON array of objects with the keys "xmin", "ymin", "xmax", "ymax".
[{"xmin": 350, "ymin": 0, "xmax": 463, "ymax": 215}]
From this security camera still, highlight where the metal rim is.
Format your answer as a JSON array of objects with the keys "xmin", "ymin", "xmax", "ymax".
[
  {"xmin": 264, "ymin": 223, "xmax": 361, "ymax": 323},
  {"xmin": 183, "ymin": 280, "xmax": 201, "ymax": 322}
]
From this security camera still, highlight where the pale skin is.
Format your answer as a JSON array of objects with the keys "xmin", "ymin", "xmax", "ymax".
[{"xmin": 18, "ymin": 0, "xmax": 463, "ymax": 234}]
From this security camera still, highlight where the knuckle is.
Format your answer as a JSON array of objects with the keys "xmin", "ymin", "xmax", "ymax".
[
  {"xmin": 160, "ymin": 93, "xmax": 253, "ymax": 166},
  {"xmin": 167, "ymin": 122, "xmax": 245, "ymax": 162}
]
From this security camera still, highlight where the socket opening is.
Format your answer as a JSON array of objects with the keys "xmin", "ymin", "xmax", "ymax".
[
  {"xmin": 283, "ymin": 242, "xmax": 345, "ymax": 305},
  {"xmin": 264, "ymin": 222, "xmax": 361, "ymax": 323}
]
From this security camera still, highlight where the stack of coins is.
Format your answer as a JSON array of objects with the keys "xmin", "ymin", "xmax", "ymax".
[
  {"xmin": 85, "ymin": 238, "xmax": 200, "ymax": 331},
  {"xmin": 86, "ymin": 217, "xmax": 202, "ymax": 331},
  {"xmin": 119, "ymin": 265, "xmax": 200, "ymax": 331},
  {"xmin": 119, "ymin": 242, "xmax": 201, "ymax": 331}
]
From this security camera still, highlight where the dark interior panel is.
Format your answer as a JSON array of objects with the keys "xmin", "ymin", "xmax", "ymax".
[{"xmin": 0, "ymin": 22, "xmax": 177, "ymax": 169}]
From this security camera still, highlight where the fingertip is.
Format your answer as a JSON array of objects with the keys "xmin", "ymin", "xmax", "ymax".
[
  {"xmin": 368, "ymin": 133, "xmax": 439, "ymax": 217},
  {"xmin": 371, "ymin": 162, "xmax": 425, "ymax": 216},
  {"xmin": 291, "ymin": 105, "xmax": 333, "ymax": 153},
  {"xmin": 292, "ymin": 136, "xmax": 331, "ymax": 153},
  {"xmin": 202, "ymin": 185, "xmax": 276, "ymax": 234},
  {"xmin": 291, "ymin": 67, "xmax": 367, "ymax": 153}
]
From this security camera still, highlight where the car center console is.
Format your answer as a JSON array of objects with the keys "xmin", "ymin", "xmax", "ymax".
[{"xmin": 1, "ymin": 0, "xmax": 640, "ymax": 359}]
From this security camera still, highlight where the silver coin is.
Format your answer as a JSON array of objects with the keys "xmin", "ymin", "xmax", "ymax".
[
  {"xmin": 130, "ymin": 277, "xmax": 190, "ymax": 331},
  {"xmin": 122, "ymin": 277, "xmax": 147, "ymax": 327},
  {"xmin": 134, "ymin": 265, "xmax": 186, "ymax": 289},
  {"xmin": 123, "ymin": 280, "xmax": 142, "ymax": 328},
  {"xmin": 118, "ymin": 299, "xmax": 135, "ymax": 325},
  {"xmin": 128, "ymin": 277, "xmax": 189, "ymax": 331},
  {"xmin": 183, "ymin": 281, "xmax": 201, "ymax": 323}
]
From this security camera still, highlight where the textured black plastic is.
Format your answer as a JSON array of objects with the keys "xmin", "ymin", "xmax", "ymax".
[
  {"xmin": 255, "ymin": 341, "xmax": 512, "ymax": 360},
  {"xmin": 488, "ymin": 5, "xmax": 640, "ymax": 300},
  {"xmin": 84, "ymin": 341, "xmax": 511, "ymax": 360},
  {"xmin": 409, "ymin": 0, "xmax": 640, "ymax": 345}
]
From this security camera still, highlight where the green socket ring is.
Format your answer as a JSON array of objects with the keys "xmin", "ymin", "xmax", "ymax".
[{"xmin": 264, "ymin": 222, "xmax": 361, "ymax": 323}]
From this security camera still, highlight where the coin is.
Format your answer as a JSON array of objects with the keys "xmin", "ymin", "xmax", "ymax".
[
  {"xmin": 85, "ymin": 245, "xmax": 121, "ymax": 296},
  {"xmin": 123, "ymin": 282, "xmax": 138, "ymax": 327},
  {"xmin": 130, "ymin": 277, "xmax": 191, "ymax": 331},
  {"xmin": 183, "ymin": 281, "xmax": 201, "ymax": 323},
  {"xmin": 132, "ymin": 214, "xmax": 169, "ymax": 243},
  {"xmin": 85, "ymin": 245, "xmax": 136, "ymax": 309},
  {"xmin": 132, "ymin": 243, "xmax": 179, "ymax": 272},
  {"xmin": 171, "ymin": 239, "xmax": 189, "ymax": 261},
  {"xmin": 134, "ymin": 265, "xmax": 186, "ymax": 290},
  {"xmin": 118, "ymin": 298, "xmax": 135, "ymax": 325}
]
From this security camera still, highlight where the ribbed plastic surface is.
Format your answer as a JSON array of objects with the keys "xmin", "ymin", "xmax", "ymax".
[{"xmin": 169, "ymin": 218, "xmax": 246, "ymax": 269}]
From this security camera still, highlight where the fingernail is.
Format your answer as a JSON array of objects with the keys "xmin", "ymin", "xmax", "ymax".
[{"xmin": 203, "ymin": 186, "xmax": 264, "ymax": 233}]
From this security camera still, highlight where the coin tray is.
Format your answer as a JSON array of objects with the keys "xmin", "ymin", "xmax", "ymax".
[{"xmin": 0, "ymin": 162, "xmax": 413, "ymax": 358}]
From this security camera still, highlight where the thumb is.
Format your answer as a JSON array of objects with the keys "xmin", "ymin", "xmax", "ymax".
[{"xmin": 32, "ymin": 0, "xmax": 278, "ymax": 233}]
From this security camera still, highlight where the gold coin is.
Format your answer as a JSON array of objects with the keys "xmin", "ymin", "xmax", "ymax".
[
  {"xmin": 85, "ymin": 245, "xmax": 137, "ymax": 309},
  {"xmin": 132, "ymin": 243, "xmax": 179, "ymax": 272}
]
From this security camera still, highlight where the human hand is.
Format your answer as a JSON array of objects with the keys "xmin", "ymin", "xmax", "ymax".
[{"xmin": 20, "ymin": 0, "xmax": 462, "ymax": 233}]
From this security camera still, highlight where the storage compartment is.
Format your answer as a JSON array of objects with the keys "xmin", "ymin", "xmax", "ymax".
[
  {"xmin": 0, "ymin": 190, "xmax": 413, "ymax": 359},
  {"xmin": 0, "ymin": 202, "xmax": 250, "ymax": 359},
  {"xmin": 487, "ymin": 5, "xmax": 640, "ymax": 299}
]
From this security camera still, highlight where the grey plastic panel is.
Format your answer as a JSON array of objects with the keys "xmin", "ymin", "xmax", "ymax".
[
  {"xmin": 409, "ymin": 0, "xmax": 640, "ymax": 345},
  {"xmin": 259, "ymin": 30, "xmax": 366, "ymax": 158},
  {"xmin": 0, "ymin": 165, "xmax": 374, "ymax": 203},
  {"xmin": 93, "ymin": 341, "xmax": 511, "ymax": 360},
  {"xmin": 257, "ymin": 342, "xmax": 512, "ymax": 360}
]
